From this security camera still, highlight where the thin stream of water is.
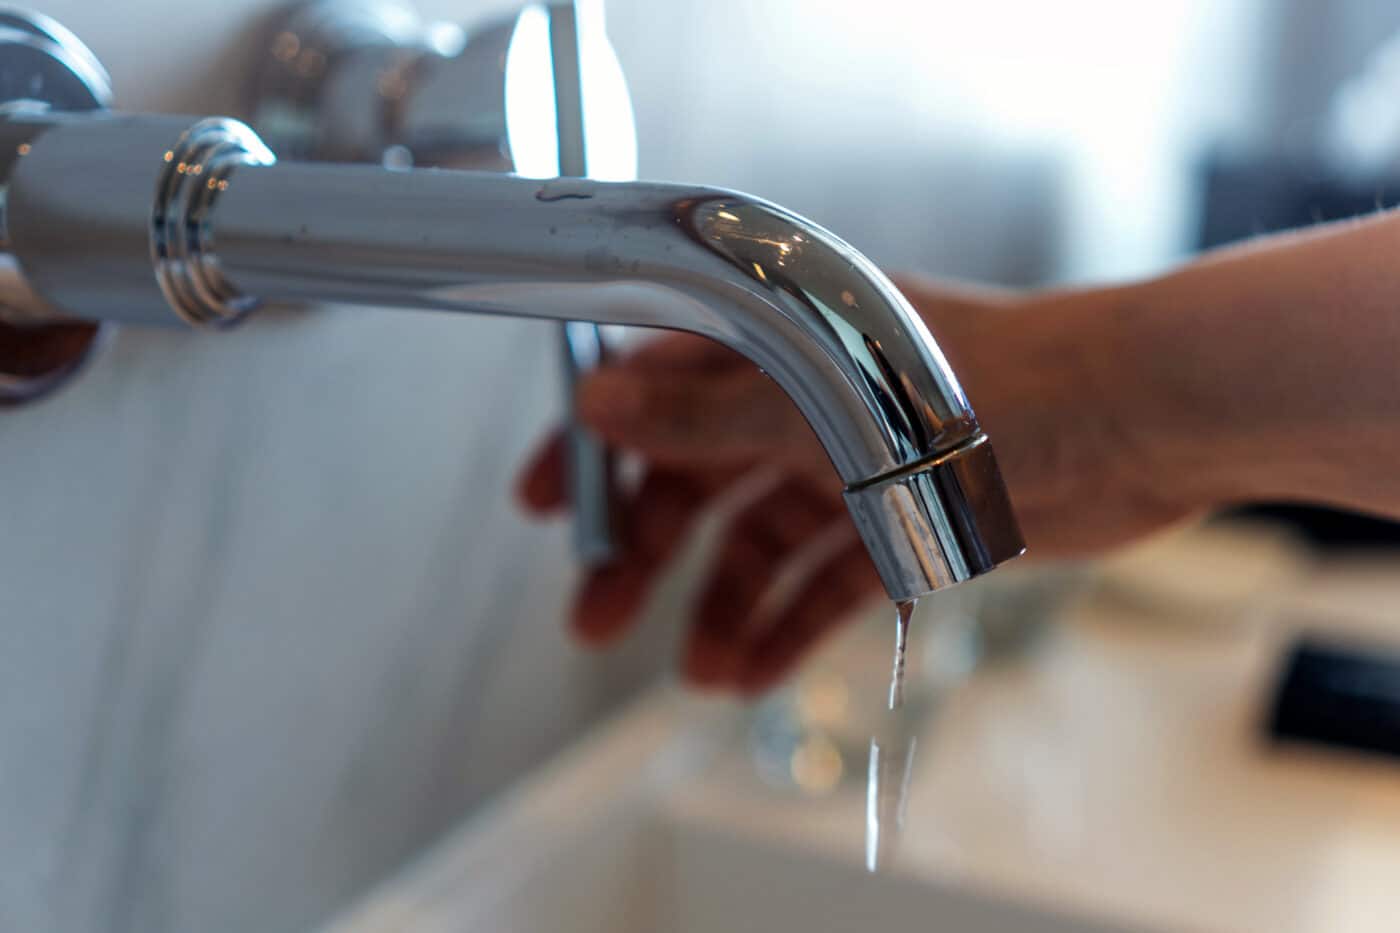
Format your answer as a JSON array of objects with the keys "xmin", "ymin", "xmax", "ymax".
[
  {"xmin": 888, "ymin": 598, "xmax": 914, "ymax": 710},
  {"xmin": 866, "ymin": 598, "xmax": 919, "ymax": 873}
]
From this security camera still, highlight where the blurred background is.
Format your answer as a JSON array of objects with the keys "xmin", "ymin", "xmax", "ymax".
[
  {"xmin": 607, "ymin": 0, "xmax": 1400, "ymax": 545},
  {"xmin": 7, "ymin": 1, "xmax": 1400, "ymax": 932}
]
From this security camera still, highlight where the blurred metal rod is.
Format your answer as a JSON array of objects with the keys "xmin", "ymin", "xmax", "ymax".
[{"xmin": 550, "ymin": 1, "xmax": 616, "ymax": 566}]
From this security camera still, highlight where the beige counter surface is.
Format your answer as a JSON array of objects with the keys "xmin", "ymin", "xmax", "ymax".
[{"xmin": 330, "ymin": 553, "xmax": 1400, "ymax": 933}]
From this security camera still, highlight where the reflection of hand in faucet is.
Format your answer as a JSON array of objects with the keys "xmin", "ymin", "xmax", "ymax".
[{"xmin": 520, "ymin": 206, "xmax": 1400, "ymax": 694}]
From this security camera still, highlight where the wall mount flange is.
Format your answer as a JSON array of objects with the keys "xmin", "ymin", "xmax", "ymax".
[{"xmin": 0, "ymin": 9, "xmax": 113, "ymax": 406}]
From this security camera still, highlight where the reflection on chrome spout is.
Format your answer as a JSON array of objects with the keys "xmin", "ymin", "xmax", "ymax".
[{"xmin": 0, "ymin": 112, "xmax": 1024, "ymax": 600}]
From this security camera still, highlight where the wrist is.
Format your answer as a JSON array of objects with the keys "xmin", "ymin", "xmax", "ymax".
[{"xmin": 931, "ymin": 282, "xmax": 1200, "ymax": 555}]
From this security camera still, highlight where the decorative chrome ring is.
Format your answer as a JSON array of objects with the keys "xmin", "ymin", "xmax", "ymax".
[{"xmin": 150, "ymin": 118, "xmax": 275, "ymax": 328}]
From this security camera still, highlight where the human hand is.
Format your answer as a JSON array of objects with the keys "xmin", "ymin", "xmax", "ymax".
[
  {"xmin": 517, "ymin": 279, "xmax": 1193, "ymax": 693},
  {"xmin": 517, "ymin": 328, "xmax": 870, "ymax": 695}
]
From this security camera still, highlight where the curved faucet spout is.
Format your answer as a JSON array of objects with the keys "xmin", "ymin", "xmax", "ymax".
[
  {"xmin": 217, "ymin": 167, "xmax": 980, "ymax": 484},
  {"xmin": 1, "ymin": 114, "xmax": 1024, "ymax": 597}
]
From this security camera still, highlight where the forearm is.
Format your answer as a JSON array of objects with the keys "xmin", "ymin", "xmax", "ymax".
[
  {"xmin": 905, "ymin": 210, "xmax": 1400, "ymax": 556},
  {"xmin": 1103, "ymin": 210, "xmax": 1400, "ymax": 519}
]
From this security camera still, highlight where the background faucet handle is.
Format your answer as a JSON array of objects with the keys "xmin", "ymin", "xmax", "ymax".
[
  {"xmin": 250, "ymin": 0, "xmax": 637, "ymax": 564},
  {"xmin": 251, "ymin": 0, "xmax": 636, "ymax": 175},
  {"xmin": 547, "ymin": 0, "xmax": 626, "ymax": 567}
]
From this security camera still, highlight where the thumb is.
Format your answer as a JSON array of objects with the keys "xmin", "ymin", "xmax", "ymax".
[{"xmin": 577, "ymin": 365, "xmax": 808, "ymax": 467}]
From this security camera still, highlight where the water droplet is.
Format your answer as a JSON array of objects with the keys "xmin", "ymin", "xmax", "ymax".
[
  {"xmin": 867, "ymin": 597, "xmax": 919, "ymax": 873},
  {"xmin": 889, "ymin": 598, "xmax": 916, "ymax": 710}
]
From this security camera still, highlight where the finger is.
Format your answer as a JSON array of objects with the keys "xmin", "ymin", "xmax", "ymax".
[
  {"xmin": 577, "ymin": 368, "xmax": 809, "ymax": 468},
  {"xmin": 572, "ymin": 468, "xmax": 735, "ymax": 645},
  {"xmin": 515, "ymin": 430, "xmax": 569, "ymax": 515},
  {"xmin": 734, "ymin": 541, "xmax": 882, "ymax": 695},
  {"xmin": 685, "ymin": 481, "xmax": 846, "ymax": 688},
  {"xmin": 516, "ymin": 334, "xmax": 745, "ymax": 514},
  {"xmin": 570, "ymin": 561, "xmax": 652, "ymax": 647}
]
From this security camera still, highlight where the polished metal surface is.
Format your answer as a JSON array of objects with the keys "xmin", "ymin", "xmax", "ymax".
[
  {"xmin": 250, "ymin": 0, "xmax": 634, "ymax": 176},
  {"xmin": 152, "ymin": 119, "xmax": 277, "ymax": 327},
  {"xmin": 844, "ymin": 435, "xmax": 1023, "ymax": 594},
  {"xmin": 560, "ymin": 318, "xmax": 615, "ymax": 565},
  {"xmin": 0, "ymin": 13, "xmax": 1024, "ymax": 597},
  {"xmin": 549, "ymin": 1, "xmax": 617, "ymax": 566},
  {"xmin": 1, "ymin": 110, "xmax": 1024, "ymax": 594},
  {"xmin": 240, "ymin": 164, "xmax": 1022, "ymax": 594},
  {"xmin": 200, "ymin": 164, "xmax": 979, "ymax": 482},
  {"xmin": 4, "ymin": 114, "xmax": 1021, "ymax": 593},
  {"xmin": 250, "ymin": 0, "xmax": 438, "ymax": 163},
  {"xmin": 0, "ymin": 113, "xmax": 270, "ymax": 327},
  {"xmin": 0, "ymin": 10, "xmax": 112, "ymax": 403}
]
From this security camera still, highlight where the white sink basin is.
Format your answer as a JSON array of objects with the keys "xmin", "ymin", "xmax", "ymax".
[
  {"xmin": 322, "ymin": 692, "xmax": 1146, "ymax": 933},
  {"xmin": 325, "ymin": 558, "xmax": 1400, "ymax": 933},
  {"xmin": 506, "ymin": 814, "xmax": 1139, "ymax": 933}
]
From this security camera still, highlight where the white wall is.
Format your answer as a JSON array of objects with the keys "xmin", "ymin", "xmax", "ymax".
[{"xmin": 606, "ymin": 0, "xmax": 1266, "ymax": 283}]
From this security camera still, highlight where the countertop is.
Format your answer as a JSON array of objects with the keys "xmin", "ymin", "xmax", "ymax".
[{"xmin": 328, "ymin": 551, "xmax": 1400, "ymax": 933}]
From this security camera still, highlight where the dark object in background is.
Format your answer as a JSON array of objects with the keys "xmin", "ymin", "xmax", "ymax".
[
  {"xmin": 1198, "ymin": 155, "xmax": 1400, "ymax": 549},
  {"xmin": 1268, "ymin": 637, "xmax": 1400, "ymax": 762}
]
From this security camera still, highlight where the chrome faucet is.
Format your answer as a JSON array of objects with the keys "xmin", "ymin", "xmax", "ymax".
[{"xmin": 0, "ymin": 11, "xmax": 1024, "ymax": 599}]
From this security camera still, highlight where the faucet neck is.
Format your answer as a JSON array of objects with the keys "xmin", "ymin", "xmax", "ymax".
[{"xmin": 209, "ymin": 161, "xmax": 985, "ymax": 483}]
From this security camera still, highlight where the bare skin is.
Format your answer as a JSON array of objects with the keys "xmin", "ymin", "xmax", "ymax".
[{"xmin": 518, "ymin": 209, "xmax": 1400, "ymax": 694}]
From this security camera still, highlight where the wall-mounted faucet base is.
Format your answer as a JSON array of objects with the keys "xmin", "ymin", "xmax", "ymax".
[{"xmin": 0, "ymin": 10, "xmax": 112, "ymax": 404}]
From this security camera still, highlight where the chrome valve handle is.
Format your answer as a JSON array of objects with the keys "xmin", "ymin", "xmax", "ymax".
[
  {"xmin": 251, "ymin": 0, "xmax": 634, "ymax": 564},
  {"xmin": 547, "ymin": 2, "xmax": 619, "ymax": 566}
]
